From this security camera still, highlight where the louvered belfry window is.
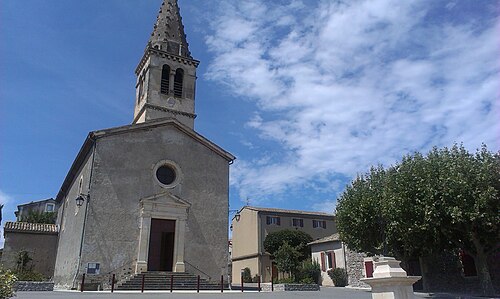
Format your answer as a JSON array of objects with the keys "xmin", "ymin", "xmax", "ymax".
[
  {"xmin": 174, "ymin": 68, "xmax": 184, "ymax": 97},
  {"xmin": 161, "ymin": 65, "xmax": 170, "ymax": 94}
]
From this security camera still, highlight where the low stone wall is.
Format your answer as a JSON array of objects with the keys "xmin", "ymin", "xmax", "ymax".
[
  {"xmin": 260, "ymin": 283, "xmax": 319, "ymax": 292},
  {"xmin": 14, "ymin": 281, "xmax": 54, "ymax": 291}
]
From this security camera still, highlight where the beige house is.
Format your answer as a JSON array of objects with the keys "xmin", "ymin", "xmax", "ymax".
[
  {"xmin": 231, "ymin": 206, "xmax": 336, "ymax": 284},
  {"xmin": 309, "ymin": 233, "xmax": 347, "ymax": 286}
]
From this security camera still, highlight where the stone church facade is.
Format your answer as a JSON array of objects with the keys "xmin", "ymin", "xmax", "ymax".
[{"xmin": 53, "ymin": 0, "xmax": 234, "ymax": 289}]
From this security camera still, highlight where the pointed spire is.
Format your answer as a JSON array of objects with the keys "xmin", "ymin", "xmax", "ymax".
[{"xmin": 149, "ymin": 0, "xmax": 191, "ymax": 58}]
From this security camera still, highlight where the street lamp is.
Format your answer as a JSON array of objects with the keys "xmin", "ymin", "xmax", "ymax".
[{"xmin": 75, "ymin": 194, "xmax": 88, "ymax": 207}]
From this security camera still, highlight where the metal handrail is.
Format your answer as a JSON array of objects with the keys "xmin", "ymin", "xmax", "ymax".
[{"xmin": 184, "ymin": 261, "xmax": 211, "ymax": 280}]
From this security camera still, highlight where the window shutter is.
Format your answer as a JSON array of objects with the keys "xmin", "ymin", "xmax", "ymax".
[
  {"xmin": 330, "ymin": 252, "xmax": 336, "ymax": 269},
  {"xmin": 320, "ymin": 252, "xmax": 326, "ymax": 271}
]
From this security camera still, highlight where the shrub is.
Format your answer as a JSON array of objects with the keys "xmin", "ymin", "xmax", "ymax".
[
  {"xmin": 241, "ymin": 267, "xmax": 252, "ymax": 283},
  {"xmin": 296, "ymin": 259, "xmax": 321, "ymax": 284},
  {"xmin": 14, "ymin": 270, "xmax": 46, "ymax": 282},
  {"xmin": 0, "ymin": 267, "xmax": 17, "ymax": 299},
  {"xmin": 274, "ymin": 277, "xmax": 294, "ymax": 284},
  {"xmin": 327, "ymin": 268, "xmax": 348, "ymax": 287},
  {"xmin": 21, "ymin": 211, "xmax": 56, "ymax": 224},
  {"xmin": 299, "ymin": 276, "xmax": 315, "ymax": 284},
  {"xmin": 251, "ymin": 275, "xmax": 260, "ymax": 283}
]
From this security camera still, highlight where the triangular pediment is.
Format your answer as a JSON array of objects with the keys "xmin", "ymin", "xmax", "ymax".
[{"xmin": 140, "ymin": 191, "xmax": 191, "ymax": 209}]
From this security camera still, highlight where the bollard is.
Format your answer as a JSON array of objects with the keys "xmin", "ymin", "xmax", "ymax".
[
  {"xmin": 241, "ymin": 274, "xmax": 244, "ymax": 292},
  {"xmin": 170, "ymin": 275, "xmax": 173, "ymax": 292},
  {"xmin": 220, "ymin": 275, "xmax": 224, "ymax": 293},
  {"xmin": 271, "ymin": 267, "xmax": 274, "ymax": 292},
  {"xmin": 258, "ymin": 275, "xmax": 261, "ymax": 292},
  {"xmin": 197, "ymin": 275, "xmax": 200, "ymax": 293},
  {"xmin": 111, "ymin": 274, "xmax": 115, "ymax": 293},
  {"xmin": 81, "ymin": 273, "xmax": 85, "ymax": 292},
  {"xmin": 141, "ymin": 273, "xmax": 145, "ymax": 293}
]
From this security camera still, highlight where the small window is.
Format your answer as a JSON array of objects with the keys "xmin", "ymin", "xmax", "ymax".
[
  {"xmin": 292, "ymin": 218, "xmax": 303, "ymax": 227},
  {"xmin": 313, "ymin": 220, "xmax": 326, "ymax": 229},
  {"xmin": 161, "ymin": 65, "xmax": 170, "ymax": 94},
  {"xmin": 87, "ymin": 263, "xmax": 100, "ymax": 275},
  {"xmin": 45, "ymin": 203, "xmax": 55, "ymax": 212},
  {"xmin": 173, "ymin": 68, "xmax": 184, "ymax": 97},
  {"xmin": 266, "ymin": 216, "xmax": 280, "ymax": 226}
]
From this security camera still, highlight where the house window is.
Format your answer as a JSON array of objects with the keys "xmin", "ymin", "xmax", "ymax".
[
  {"xmin": 266, "ymin": 216, "xmax": 280, "ymax": 226},
  {"xmin": 45, "ymin": 203, "xmax": 55, "ymax": 212},
  {"xmin": 87, "ymin": 263, "xmax": 100, "ymax": 275},
  {"xmin": 313, "ymin": 220, "xmax": 326, "ymax": 229},
  {"xmin": 292, "ymin": 218, "xmax": 303, "ymax": 227},
  {"xmin": 173, "ymin": 68, "xmax": 184, "ymax": 97},
  {"xmin": 327, "ymin": 251, "xmax": 336, "ymax": 269},
  {"xmin": 161, "ymin": 64, "xmax": 170, "ymax": 94}
]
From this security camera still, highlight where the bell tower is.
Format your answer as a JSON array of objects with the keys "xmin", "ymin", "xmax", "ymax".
[{"xmin": 133, "ymin": 0, "xmax": 199, "ymax": 129}]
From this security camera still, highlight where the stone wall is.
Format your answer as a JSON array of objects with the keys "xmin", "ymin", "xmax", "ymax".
[
  {"xmin": 345, "ymin": 248, "xmax": 370, "ymax": 288},
  {"xmin": 260, "ymin": 283, "xmax": 319, "ymax": 292},
  {"xmin": 14, "ymin": 281, "xmax": 54, "ymax": 291}
]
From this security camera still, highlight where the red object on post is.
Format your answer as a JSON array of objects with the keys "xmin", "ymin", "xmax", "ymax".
[
  {"xmin": 141, "ymin": 273, "xmax": 145, "ymax": 293},
  {"xmin": 81, "ymin": 273, "xmax": 85, "ymax": 292},
  {"xmin": 365, "ymin": 261, "xmax": 374, "ymax": 278},
  {"xmin": 111, "ymin": 274, "xmax": 115, "ymax": 293}
]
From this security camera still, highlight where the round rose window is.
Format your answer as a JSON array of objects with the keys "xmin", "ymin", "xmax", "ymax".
[{"xmin": 156, "ymin": 165, "xmax": 176, "ymax": 185}]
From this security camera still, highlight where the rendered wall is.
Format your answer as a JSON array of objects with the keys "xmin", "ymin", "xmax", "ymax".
[
  {"xmin": 2, "ymin": 231, "xmax": 58, "ymax": 278},
  {"xmin": 77, "ymin": 124, "xmax": 229, "ymax": 285},
  {"xmin": 53, "ymin": 150, "xmax": 94, "ymax": 289}
]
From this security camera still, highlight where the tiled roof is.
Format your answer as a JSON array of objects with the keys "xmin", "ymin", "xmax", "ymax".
[
  {"xmin": 4, "ymin": 222, "xmax": 58, "ymax": 234},
  {"xmin": 308, "ymin": 233, "xmax": 341, "ymax": 245},
  {"xmin": 243, "ymin": 206, "xmax": 334, "ymax": 217}
]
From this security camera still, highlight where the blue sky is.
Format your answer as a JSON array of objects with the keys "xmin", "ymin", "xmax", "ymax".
[{"xmin": 1, "ymin": 0, "xmax": 499, "ymax": 246}]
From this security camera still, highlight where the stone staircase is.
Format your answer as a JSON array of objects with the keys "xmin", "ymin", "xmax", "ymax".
[{"xmin": 116, "ymin": 271, "xmax": 229, "ymax": 291}]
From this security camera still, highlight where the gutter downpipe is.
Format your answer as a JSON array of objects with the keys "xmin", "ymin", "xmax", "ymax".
[{"xmin": 72, "ymin": 136, "xmax": 97, "ymax": 289}]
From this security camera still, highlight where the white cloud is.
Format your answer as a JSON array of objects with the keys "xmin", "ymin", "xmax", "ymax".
[
  {"xmin": 207, "ymin": 1, "xmax": 500, "ymax": 206},
  {"xmin": 0, "ymin": 190, "xmax": 11, "ymax": 205}
]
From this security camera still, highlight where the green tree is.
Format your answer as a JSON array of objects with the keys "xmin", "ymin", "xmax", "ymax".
[
  {"xmin": 336, "ymin": 144, "xmax": 500, "ymax": 296},
  {"xmin": 274, "ymin": 242, "xmax": 301, "ymax": 278},
  {"xmin": 263, "ymin": 229, "xmax": 313, "ymax": 260},
  {"xmin": 21, "ymin": 210, "xmax": 56, "ymax": 224}
]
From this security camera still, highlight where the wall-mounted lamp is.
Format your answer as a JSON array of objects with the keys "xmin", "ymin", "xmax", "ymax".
[
  {"xmin": 235, "ymin": 212, "xmax": 241, "ymax": 222},
  {"xmin": 75, "ymin": 194, "xmax": 89, "ymax": 207}
]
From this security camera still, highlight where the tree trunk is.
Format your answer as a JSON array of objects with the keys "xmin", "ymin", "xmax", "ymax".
[
  {"xmin": 471, "ymin": 235, "xmax": 495, "ymax": 296},
  {"xmin": 474, "ymin": 251, "xmax": 495, "ymax": 296}
]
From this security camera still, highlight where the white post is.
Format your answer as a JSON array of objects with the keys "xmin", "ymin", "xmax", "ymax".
[{"xmin": 361, "ymin": 257, "xmax": 421, "ymax": 299}]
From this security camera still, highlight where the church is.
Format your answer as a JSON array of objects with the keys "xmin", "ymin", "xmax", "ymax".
[{"xmin": 52, "ymin": 0, "xmax": 234, "ymax": 289}]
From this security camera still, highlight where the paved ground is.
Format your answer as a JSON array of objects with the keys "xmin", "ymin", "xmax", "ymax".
[{"xmin": 14, "ymin": 288, "xmax": 500, "ymax": 299}]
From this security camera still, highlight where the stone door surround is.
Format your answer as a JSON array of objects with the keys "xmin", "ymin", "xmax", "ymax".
[{"xmin": 136, "ymin": 191, "xmax": 190, "ymax": 274}]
